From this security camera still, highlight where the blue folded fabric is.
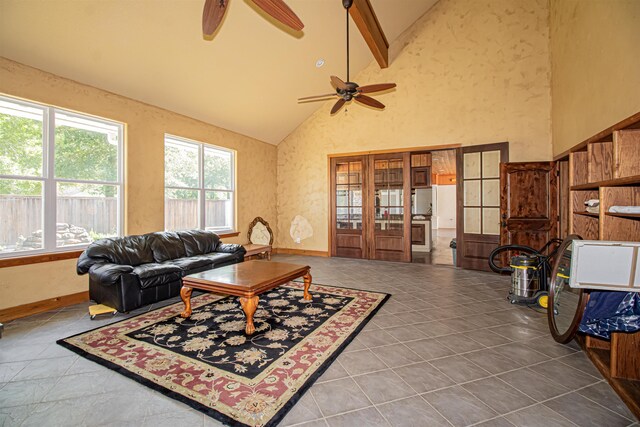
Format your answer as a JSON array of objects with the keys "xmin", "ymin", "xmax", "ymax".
[{"xmin": 578, "ymin": 291, "xmax": 640, "ymax": 340}]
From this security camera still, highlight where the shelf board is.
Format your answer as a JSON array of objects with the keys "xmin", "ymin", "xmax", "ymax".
[
  {"xmin": 571, "ymin": 175, "xmax": 640, "ymax": 190},
  {"xmin": 605, "ymin": 212, "xmax": 640, "ymax": 220},
  {"xmin": 574, "ymin": 211, "xmax": 600, "ymax": 218}
]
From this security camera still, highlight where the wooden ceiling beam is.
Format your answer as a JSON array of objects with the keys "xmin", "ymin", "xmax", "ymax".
[{"xmin": 349, "ymin": 0, "xmax": 389, "ymax": 69}]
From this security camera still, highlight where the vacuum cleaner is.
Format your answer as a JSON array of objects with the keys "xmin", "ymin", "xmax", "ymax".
[{"xmin": 488, "ymin": 239, "xmax": 563, "ymax": 309}]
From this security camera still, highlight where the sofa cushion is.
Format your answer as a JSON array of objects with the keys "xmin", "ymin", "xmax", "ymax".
[
  {"xmin": 202, "ymin": 252, "xmax": 236, "ymax": 266},
  {"xmin": 149, "ymin": 232, "xmax": 187, "ymax": 263},
  {"xmin": 177, "ymin": 230, "xmax": 220, "ymax": 257},
  {"xmin": 85, "ymin": 235, "xmax": 154, "ymax": 266},
  {"xmin": 132, "ymin": 263, "xmax": 182, "ymax": 289},
  {"xmin": 167, "ymin": 256, "xmax": 213, "ymax": 272}
]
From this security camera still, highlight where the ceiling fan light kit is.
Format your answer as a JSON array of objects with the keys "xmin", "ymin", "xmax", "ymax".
[{"xmin": 297, "ymin": 0, "xmax": 396, "ymax": 115}]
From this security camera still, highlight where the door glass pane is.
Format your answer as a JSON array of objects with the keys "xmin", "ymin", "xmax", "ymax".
[
  {"xmin": 336, "ymin": 163, "xmax": 349, "ymax": 185},
  {"xmin": 336, "ymin": 207, "xmax": 349, "ymax": 229},
  {"xmin": 483, "ymin": 208, "xmax": 500, "ymax": 235},
  {"xmin": 205, "ymin": 191, "xmax": 232, "ymax": 232},
  {"xmin": 349, "ymin": 162, "xmax": 362, "ymax": 184},
  {"xmin": 374, "ymin": 160, "xmax": 388, "ymax": 184},
  {"xmin": 0, "ymin": 179, "xmax": 43, "ymax": 253},
  {"xmin": 0, "ymin": 99, "xmax": 44, "ymax": 177},
  {"xmin": 57, "ymin": 182, "xmax": 118, "ymax": 246},
  {"xmin": 388, "ymin": 188, "xmax": 403, "ymax": 206},
  {"xmin": 350, "ymin": 207, "xmax": 362, "ymax": 230},
  {"xmin": 464, "ymin": 207, "xmax": 481, "ymax": 233},
  {"xmin": 165, "ymin": 188, "xmax": 199, "ymax": 231},
  {"xmin": 482, "ymin": 151, "xmax": 501, "ymax": 178},
  {"xmin": 464, "ymin": 180, "xmax": 481, "ymax": 206},
  {"xmin": 349, "ymin": 185, "xmax": 362, "ymax": 206},
  {"xmin": 464, "ymin": 152, "xmax": 481, "ymax": 179},
  {"xmin": 165, "ymin": 139, "xmax": 199, "ymax": 188},
  {"xmin": 336, "ymin": 185, "xmax": 348, "ymax": 206},
  {"xmin": 482, "ymin": 179, "xmax": 500, "ymax": 206}
]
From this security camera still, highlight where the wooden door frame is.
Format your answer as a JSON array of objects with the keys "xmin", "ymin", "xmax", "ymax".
[{"xmin": 455, "ymin": 142, "xmax": 509, "ymax": 268}]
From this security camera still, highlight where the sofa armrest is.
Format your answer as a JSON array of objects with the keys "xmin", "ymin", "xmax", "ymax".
[
  {"xmin": 216, "ymin": 243, "xmax": 247, "ymax": 256},
  {"xmin": 89, "ymin": 263, "xmax": 135, "ymax": 286},
  {"xmin": 77, "ymin": 251, "xmax": 95, "ymax": 275}
]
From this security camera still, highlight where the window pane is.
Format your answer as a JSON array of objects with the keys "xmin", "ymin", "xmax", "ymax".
[
  {"xmin": 165, "ymin": 188, "xmax": 199, "ymax": 231},
  {"xmin": 54, "ymin": 112, "xmax": 119, "ymax": 182},
  {"xmin": 204, "ymin": 147, "xmax": 232, "ymax": 190},
  {"xmin": 0, "ymin": 179, "xmax": 43, "ymax": 253},
  {"xmin": 205, "ymin": 191, "xmax": 233, "ymax": 231},
  {"xmin": 57, "ymin": 183, "xmax": 118, "ymax": 247},
  {"xmin": 165, "ymin": 139, "xmax": 199, "ymax": 188},
  {"xmin": 0, "ymin": 99, "xmax": 44, "ymax": 177}
]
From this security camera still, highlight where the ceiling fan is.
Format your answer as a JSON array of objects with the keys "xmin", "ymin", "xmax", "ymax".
[
  {"xmin": 202, "ymin": 0, "xmax": 304, "ymax": 37},
  {"xmin": 298, "ymin": 0, "xmax": 396, "ymax": 115}
]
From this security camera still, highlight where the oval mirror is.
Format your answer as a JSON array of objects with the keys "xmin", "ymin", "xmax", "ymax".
[
  {"xmin": 548, "ymin": 234, "xmax": 588, "ymax": 343},
  {"xmin": 248, "ymin": 217, "xmax": 273, "ymax": 246}
]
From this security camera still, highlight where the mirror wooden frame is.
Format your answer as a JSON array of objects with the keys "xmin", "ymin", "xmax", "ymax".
[
  {"xmin": 548, "ymin": 234, "xmax": 589, "ymax": 344},
  {"xmin": 247, "ymin": 217, "xmax": 274, "ymax": 245}
]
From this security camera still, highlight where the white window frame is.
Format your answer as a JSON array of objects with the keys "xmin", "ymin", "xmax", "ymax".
[
  {"xmin": 0, "ymin": 95, "xmax": 124, "ymax": 258},
  {"xmin": 164, "ymin": 134, "xmax": 236, "ymax": 233}
]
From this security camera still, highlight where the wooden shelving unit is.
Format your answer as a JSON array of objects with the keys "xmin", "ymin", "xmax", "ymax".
[{"xmin": 563, "ymin": 113, "xmax": 640, "ymax": 420}]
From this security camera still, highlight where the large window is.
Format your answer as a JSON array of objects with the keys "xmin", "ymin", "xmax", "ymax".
[
  {"xmin": 0, "ymin": 96, "xmax": 123, "ymax": 257},
  {"xmin": 164, "ymin": 135, "xmax": 235, "ymax": 233}
]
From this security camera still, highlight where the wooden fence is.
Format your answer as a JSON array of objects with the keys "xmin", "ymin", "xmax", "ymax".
[{"xmin": 0, "ymin": 196, "xmax": 228, "ymax": 248}]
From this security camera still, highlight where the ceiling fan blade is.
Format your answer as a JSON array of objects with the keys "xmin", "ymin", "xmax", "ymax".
[
  {"xmin": 354, "ymin": 94, "xmax": 385, "ymax": 109},
  {"xmin": 298, "ymin": 93, "xmax": 337, "ymax": 102},
  {"xmin": 203, "ymin": 0, "xmax": 229, "ymax": 36},
  {"xmin": 330, "ymin": 76, "xmax": 348, "ymax": 91},
  {"xmin": 330, "ymin": 98, "xmax": 346, "ymax": 114},
  {"xmin": 358, "ymin": 83, "xmax": 397, "ymax": 94},
  {"xmin": 251, "ymin": 0, "xmax": 304, "ymax": 31}
]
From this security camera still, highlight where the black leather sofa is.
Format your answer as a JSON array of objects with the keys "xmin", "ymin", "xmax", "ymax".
[{"xmin": 77, "ymin": 230, "xmax": 245, "ymax": 312}]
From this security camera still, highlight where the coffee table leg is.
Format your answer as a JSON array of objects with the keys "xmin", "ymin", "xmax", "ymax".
[
  {"xmin": 180, "ymin": 285, "xmax": 193, "ymax": 318},
  {"xmin": 303, "ymin": 271, "xmax": 312, "ymax": 301},
  {"xmin": 239, "ymin": 296, "xmax": 259, "ymax": 335}
]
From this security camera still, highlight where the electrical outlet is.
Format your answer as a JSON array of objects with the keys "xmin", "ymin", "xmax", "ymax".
[{"xmin": 295, "ymin": 237, "xmax": 301, "ymax": 244}]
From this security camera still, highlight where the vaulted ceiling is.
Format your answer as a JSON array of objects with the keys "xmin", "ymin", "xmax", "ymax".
[{"xmin": 0, "ymin": 0, "xmax": 438, "ymax": 144}]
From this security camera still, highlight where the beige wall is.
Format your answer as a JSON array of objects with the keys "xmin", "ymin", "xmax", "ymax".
[
  {"xmin": 276, "ymin": 0, "xmax": 552, "ymax": 252},
  {"xmin": 550, "ymin": 0, "xmax": 640, "ymax": 157},
  {"xmin": 0, "ymin": 58, "xmax": 277, "ymax": 310}
]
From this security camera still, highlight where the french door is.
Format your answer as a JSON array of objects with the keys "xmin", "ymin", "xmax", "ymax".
[
  {"xmin": 456, "ymin": 143, "xmax": 509, "ymax": 271},
  {"xmin": 368, "ymin": 153, "xmax": 412, "ymax": 262},
  {"xmin": 330, "ymin": 156, "xmax": 368, "ymax": 258},
  {"xmin": 330, "ymin": 153, "xmax": 411, "ymax": 262}
]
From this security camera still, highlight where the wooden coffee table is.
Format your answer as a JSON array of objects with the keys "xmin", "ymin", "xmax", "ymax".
[{"xmin": 180, "ymin": 260, "xmax": 312, "ymax": 335}]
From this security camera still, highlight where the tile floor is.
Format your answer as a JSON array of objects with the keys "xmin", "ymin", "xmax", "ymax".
[
  {"xmin": 412, "ymin": 228, "xmax": 455, "ymax": 265},
  {"xmin": 1, "ymin": 255, "xmax": 638, "ymax": 427}
]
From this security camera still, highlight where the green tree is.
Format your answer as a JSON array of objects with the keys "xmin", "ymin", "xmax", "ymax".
[
  {"xmin": 0, "ymin": 112, "xmax": 118, "ymax": 196},
  {"xmin": 0, "ymin": 114, "xmax": 43, "ymax": 195}
]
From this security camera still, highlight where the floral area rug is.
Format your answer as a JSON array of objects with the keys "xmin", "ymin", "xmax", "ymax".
[{"xmin": 57, "ymin": 282, "xmax": 389, "ymax": 427}]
